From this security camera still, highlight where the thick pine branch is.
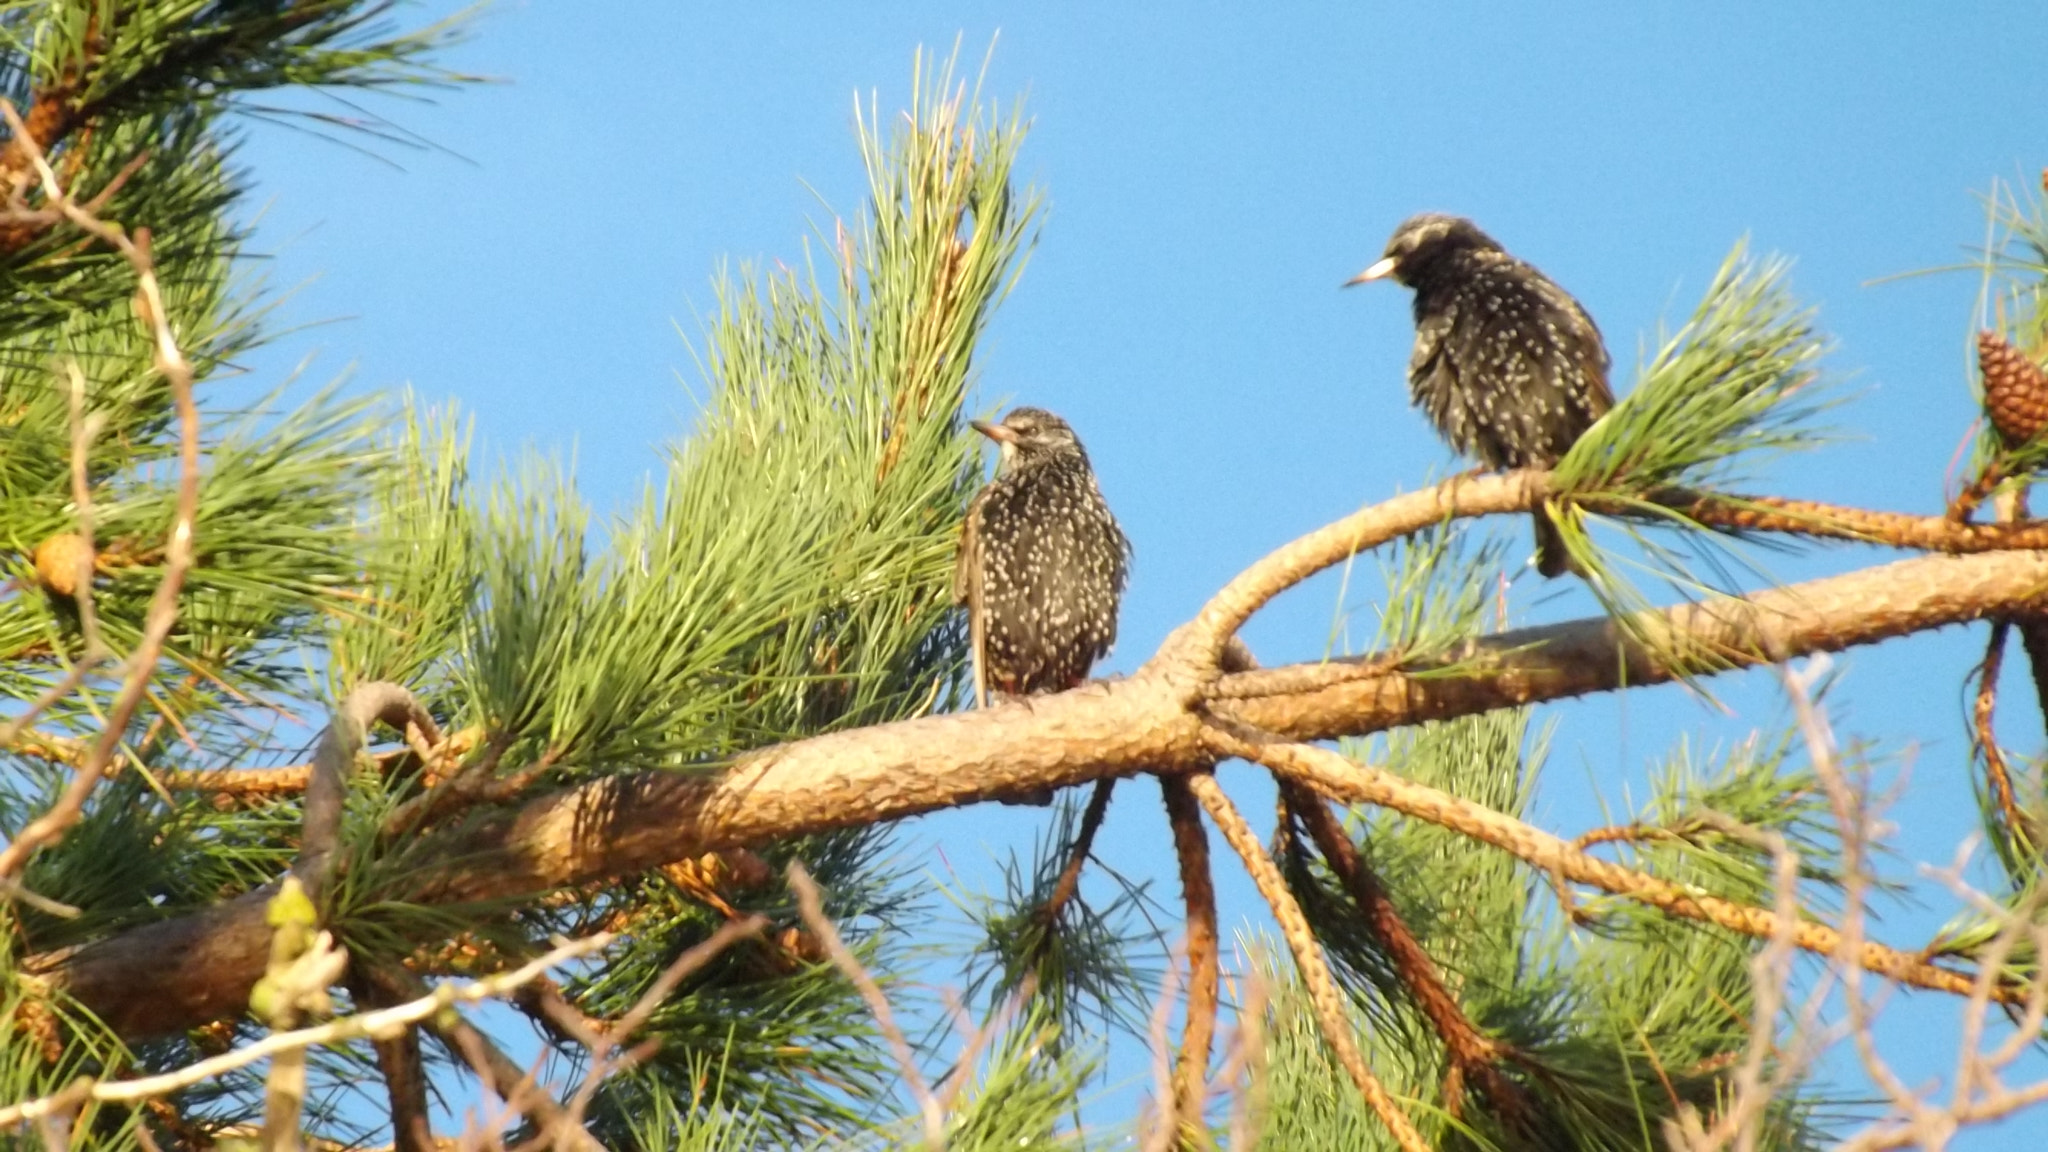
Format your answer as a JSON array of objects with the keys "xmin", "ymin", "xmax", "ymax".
[{"xmin": 26, "ymin": 500, "xmax": 2048, "ymax": 1038}]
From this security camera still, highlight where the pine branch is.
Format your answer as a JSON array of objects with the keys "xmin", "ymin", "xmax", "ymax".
[
  {"xmin": 1278, "ymin": 780, "xmax": 1529, "ymax": 1126},
  {"xmin": 1638, "ymin": 487, "xmax": 2048, "ymax": 550},
  {"xmin": 30, "ymin": 543, "xmax": 2048, "ymax": 1040},
  {"xmin": 1183, "ymin": 772, "xmax": 1429, "ymax": 1152},
  {"xmin": 345, "ymin": 967, "xmax": 434, "ymax": 1152},
  {"xmin": 1158, "ymin": 774, "xmax": 1218, "ymax": 1143},
  {"xmin": 1217, "ymin": 548, "xmax": 2048, "ymax": 743},
  {"xmin": 1210, "ymin": 725, "xmax": 2024, "ymax": 1004},
  {"xmin": 1163, "ymin": 466, "xmax": 2048, "ymax": 684},
  {"xmin": 0, "ymin": 932, "xmax": 620, "ymax": 1130}
]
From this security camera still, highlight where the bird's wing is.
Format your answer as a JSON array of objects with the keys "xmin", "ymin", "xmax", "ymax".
[
  {"xmin": 1409, "ymin": 306, "xmax": 1479, "ymax": 459},
  {"xmin": 955, "ymin": 493, "xmax": 989, "ymax": 708},
  {"xmin": 1408, "ymin": 306, "xmax": 1452, "ymax": 386},
  {"xmin": 1551, "ymin": 284, "xmax": 1615, "ymax": 415}
]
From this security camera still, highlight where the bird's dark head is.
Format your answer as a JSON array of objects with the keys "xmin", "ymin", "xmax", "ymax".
[
  {"xmin": 972, "ymin": 406, "xmax": 1085, "ymax": 471},
  {"xmin": 1344, "ymin": 213, "xmax": 1502, "ymax": 289}
]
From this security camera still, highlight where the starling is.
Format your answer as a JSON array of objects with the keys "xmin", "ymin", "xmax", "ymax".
[
  {"xmin": 1346, "ymin": 213, "xmax": 1613, "ymax": 577},
  {"xmin": 954, "ymin": 407, "xmax": 1131, "ymax": 709}
]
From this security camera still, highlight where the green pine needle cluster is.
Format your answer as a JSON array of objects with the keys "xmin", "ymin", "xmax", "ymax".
[
  {"xmin": 1556, "ymin": 243, "xmax": 1833, "ymax": 499},
  {"xmin": 1537, "ymin": 246, "xmax": 1838, "ymax": 675},
  {"xmin": 946, "ymin": 789, "xmax": 1164, "ymax": 1055}
]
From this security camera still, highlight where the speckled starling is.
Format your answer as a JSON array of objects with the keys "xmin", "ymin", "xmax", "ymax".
[
  {"xmin": 1347, "ymin": 213, "xmax": 1613, "ymax": 577},
  {"xmin": 954, "ymin": 407, "xmax": 1131, "ymax": 709}
]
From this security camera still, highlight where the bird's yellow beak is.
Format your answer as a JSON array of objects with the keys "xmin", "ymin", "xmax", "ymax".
[
  {"xmin": 1343, "ymin": 256, "xmax": 1399, "ymax": 288},
  {"xmin": 971, "ymin": 419, "xmax": 1018, "ymax": 443}
]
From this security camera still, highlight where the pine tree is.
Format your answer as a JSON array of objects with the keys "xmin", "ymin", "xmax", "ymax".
[{"xmin": 0, "ymin": 9, "xmax": 2046, "ymax": 1150}]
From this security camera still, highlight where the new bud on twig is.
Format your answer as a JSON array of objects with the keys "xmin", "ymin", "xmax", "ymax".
[{"xmin": 31, "ymin": 532, "xmax": 92, "ymax": 598}]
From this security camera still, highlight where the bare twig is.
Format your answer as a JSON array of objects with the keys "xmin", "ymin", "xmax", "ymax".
[
  {"xmin": 1670, "ymin": 828, "xmax": 1805, "ymax": 1151},
  {"xmin": 38, "ymin": 535, "xmax": 2048, "ymax": 1041},
  {"xmin": 555, "ymin": 912, "xmax": 766, "ymax": 1143},
  {"xmin": 788, "ymin": 861, "xmax": 944, "ymax": 1149},
  {"xmin": 1219, "ymin": 973, "xmax": 1270, "ymax": 1152},
  {"xmin": 1160, "ymin": 774, "xmax": 1219, "ymax": 1144},
  {"xmin": 0, "ymin": 98, "xmax": 201, "ymax": 882},
  {"xmin": 1833, "ymin": 864, "xmax": 2048, "ymax": 1150},
  {"xmin": 1140, "ymin": 942, "xmax": 1188, "ymax": 1152},
  {"xmin": 64, "ymin": 360, "xmax": 105, "ymax": 655},
  {"xmin": 0, "ymin": 934, "xmax": 617, "ymax": 1129},
  {"xmin": 1184, "ymin": 772, "xmax": 1431, "ymax": 1152},
  {"xmin": 437, "ymin": 1018, "xmax": 548, "ymax": 1151},
  {"xmin": 934, "ymin": 973, "xmax": 1039, "ymax": 1117},
  {"xmin": 382, "ymin": 962, "xmax": 602, "ymax": 1152},
  {"xmin": 1040, "ymin": 778, "xmax": 1115, "ymax": 929}
]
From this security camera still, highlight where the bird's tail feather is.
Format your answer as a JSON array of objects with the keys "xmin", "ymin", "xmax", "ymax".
[{"xmin": 1534, "ymin": 508, "xmax": 1577, "ymax": 579}]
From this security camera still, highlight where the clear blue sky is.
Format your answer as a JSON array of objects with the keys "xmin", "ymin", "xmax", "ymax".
[{"xmin": 233, "ymin": 2, "xmax": 2048, "ymax": 1142}]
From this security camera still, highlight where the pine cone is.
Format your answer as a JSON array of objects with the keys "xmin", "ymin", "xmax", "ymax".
[
  {"xmin": 31, "ymin": 532, "xmax": 93, "ymax": 597},
  {"xmin": 1979, "ymin": 329, "xmax": 2048, "ymax": 447}
]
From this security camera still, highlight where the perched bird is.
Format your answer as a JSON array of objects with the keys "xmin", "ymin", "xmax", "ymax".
[
  {"xmin": 1346, "ymin": 213, "xmax": 1613, "ymax": 577},
  {"xmin": 954, "ymin": 407, "xmax": 1131, "ymax": 711}
]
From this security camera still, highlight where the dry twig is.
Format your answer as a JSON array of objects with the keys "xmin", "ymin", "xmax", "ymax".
[
  {"xmin": 552, "ymin": 913, "xmax": 765, "ymax": 1145},
  {"xmin": 788, "ymin": 862, "xmax": 944, "ymax": 1149},
  {"xmin": 0, "ymin": 934, "xmax": 618, "ymax": 1129},
  {"xmin": 1218, "ymin": 973, "xmax": 1270, "ymax": 1152},
  {"xmin": 1140, "ymin": 943, "xmax": 1188, "ymax": 1152},
  {"xmin": 0, "ymin": 98, "xmax": 201, "ymax": 881}
]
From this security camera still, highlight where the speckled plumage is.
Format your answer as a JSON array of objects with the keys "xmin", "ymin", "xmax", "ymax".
[
  {"xmin": 1349, "ymin": 214, "xmax": 1613, "ymax": 577},
  {"xmin": 954, "ymin": 407, "xmax": 1131, "ymax": 707}
]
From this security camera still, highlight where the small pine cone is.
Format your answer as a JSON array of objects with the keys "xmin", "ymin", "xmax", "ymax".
[
  {"xmin": 1979, "ymin": 329, "xmax": 2048, "ymax": 448},
  {"xmin": 31, "ymin": 532, "xmax": 93, "ymax": 597}
]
